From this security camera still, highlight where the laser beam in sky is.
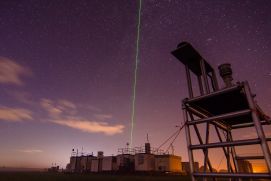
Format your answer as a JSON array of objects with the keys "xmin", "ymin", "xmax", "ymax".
[{"xmin": 130, "ymin": 0, "xmax": 142, "ymax": 148}]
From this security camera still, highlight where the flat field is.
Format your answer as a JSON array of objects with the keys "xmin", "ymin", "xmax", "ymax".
[{"xmin": 0, "ymin": 172, "xmax": 191, "ymax": 181}]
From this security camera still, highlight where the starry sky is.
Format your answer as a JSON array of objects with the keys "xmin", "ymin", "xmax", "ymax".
[{"xmin": 0, "ymin": 0, "xmax": 270, "ymax": 170}]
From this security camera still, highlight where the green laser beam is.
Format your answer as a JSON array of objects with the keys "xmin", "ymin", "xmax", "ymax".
[{"xmin": 130, "ymin": 0, "xmax": 142, "ymax": 148}]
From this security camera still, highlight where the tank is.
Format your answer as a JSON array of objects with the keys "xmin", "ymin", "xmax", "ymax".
[{"xmin": 218, "ymin": 63, "xmax": 233, "ymax": 87}]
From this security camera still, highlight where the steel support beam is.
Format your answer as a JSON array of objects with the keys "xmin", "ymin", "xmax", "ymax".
[
  {"xmin": 200, "ymin": 59, "xmax": 210, "ymax": 94},
  {"xmin": 187, "ymin": 109, "xmax": 251, "ymax": 125},
  {"xmin": 244, "ymin": 81, "xmax": 271, "ymax": 173},
  {"xmin": 211, "ymin": 70, "xmax": 219, "ymax": 91},
  {"xmin": 229, "ymin": 132, "xmax": 239, "ymax": 173},
  {"xmin": 197, "ymin": 76, "xmax": 204, "ymax": 96},
  {"xmin": 204, "ymin": 122, "xmax": 210, "ymax": 175},
  {"xmin": 190, "ymin": 139, "xmax": 260, "ymax": 150},
  {"xmin": 186, "ymin": 106, "xmax": 228, "ymax": 131},
  {"xmin": 231, "ymin": 120, "xmax": 269, "ymax": 129},
  {"xmin": 236, "ymin": 156, "xmax": 265, "ymax": 160},
  {"xmin": 185, "ymin": 84, "xmax": 241, "ymax": 104},
  {"xmin": 183, "ymin": 109, "xmax": 196, "ymax": 181},
  {"xmin": 189, "ymin": 112, "xmax": 214, "ymax": 172},
  {"xmin": 185, "ymin": 65, "xmax": 193, "ymax": 98},
  {"xmin": 214, "ymin": 126, "xmax": 234, "ymax": 172}
]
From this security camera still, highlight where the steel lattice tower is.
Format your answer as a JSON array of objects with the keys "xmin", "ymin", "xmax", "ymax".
[{"xmin": 172, "ymin": 42, "xmax": 271, "ymax": 180}]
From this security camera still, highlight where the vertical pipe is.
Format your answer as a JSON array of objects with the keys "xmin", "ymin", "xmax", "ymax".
[
  {"xmin": 185, "ymin": 65, "xmax": 193, "ymax": 98},
  {"xmin": 244, "ymin": 81, "xmax": 271, "ymax": 173},
  {"xmin": 200, "ymin": 59, "xmax": 210, "ymax": 94},
  {"xmin": 197, "ymin": 76, "xmax": 204, "ymax": 95},
  {"xmin": 183, "ymin": 107, "xmax": 196, "ymax": 181}
]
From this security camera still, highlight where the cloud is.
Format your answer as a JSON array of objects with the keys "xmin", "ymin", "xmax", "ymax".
[
  {"xmin": 0, "ymin": 57, "xmax": 31, "ymax": 85},
  {"xmin": 40, "ymin": 98, "xmax": 62, "ymax": 118},
  {"xmin": 40, "ymin": 98, "xmax": 124, "ymax": 135},
  {"xmin": 58, "ymin": 99, "xmax": 76, "ymax": 109},
  {"xmin": 94, "ymin": 113, "xmax": 112, "ymax": 120},
  {"xmin": 84, "ymin": 105, "xmax": 102, "ymax": 112},
  {"xmin": 52, "ymin": 118, "xmax": 124, "ymax": 135},
  {"xmin": 0, "ymin": 106, "xmax": 33, "ymax": 122},
  {"xmin": 40, "ymin": 98, "xmax": 77, "ymax": 118},
  {"xmin": 8, "ymin": 91, "xmax": 36, "ymax": 105},
  {"xmin": 17, "ymin": 149, "xmax": 43, "ymax": 154}
]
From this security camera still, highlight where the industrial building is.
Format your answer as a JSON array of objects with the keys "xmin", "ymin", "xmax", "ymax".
[
  {"xmin": 66, "ymin": 142, "xmax": 183, "ymax": 174},
  {"xmin": 90, "ymin": 158, "xmax": 99, "ymax": 172},
  {"xmin": 116, "ymin": 153, "xmax": 134, "ymax": 172},
  {"xmin": 135, "ymin": 153, "xmax": 156, "ymax": 172},
  {"xmin": 66, "ymin": 154, "xmax": 95, "ymax": 173},
  {"xmin": 102, "ymin": 156, "xmax": 118, "ymax": 172},
  {"xmin": 156, "ymin": 155, "xmax": 182, "ymax": 173},
  {"xmin": 237, "ymin": 160, "xmax": 253, "ymax": 173},
  {"xmin": 181, "ymin": 162, "xmax": 199, "ymax": 175}
]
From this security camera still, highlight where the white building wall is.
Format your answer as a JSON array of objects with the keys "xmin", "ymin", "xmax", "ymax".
[
  {"xmin": 91, "ymin": 159, "xmax": 99, "ymax": 172},
  {"xmin": 116, "ymin": 154, "xmax": 134, "ymax": 168},
  {"xmin": 155, "ymin": 156, "xmax": 169, "ymax": 172},
  {"xmin": 135, "ymin": 153, "xmax": 155, "ymax": 171},
  {"xmin": 102, "ymin": 156, "xmax": 117, "ymax": 171},
  {"xmin": 155, "ymin": 155, "xmax": 182, "ymax": 173},
  {"xmin": 70, "ymin": 157, "xmax": 76, "ymax": 171},
  {"xmin": 80, "ymin": 156, "xmax": 88, "ymax": 171}
]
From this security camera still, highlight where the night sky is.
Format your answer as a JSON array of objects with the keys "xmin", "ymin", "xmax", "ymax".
[{"xmin": 0, "ymin": 0, "xmax": 270, "ymax": 170}]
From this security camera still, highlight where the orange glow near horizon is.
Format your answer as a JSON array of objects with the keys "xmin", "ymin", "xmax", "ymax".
[{"xmin": 252, "ymin": 165, "xmax": 267, "ymax": 173}]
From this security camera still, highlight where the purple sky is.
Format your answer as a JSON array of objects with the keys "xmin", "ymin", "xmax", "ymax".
[{"xmin": 0, "ymin": 0, "xmax": 270, "ymax": 170}]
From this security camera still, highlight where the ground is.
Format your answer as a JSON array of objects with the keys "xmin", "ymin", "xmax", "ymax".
[{"xmin": 0, "ymin": 172, "xmax": 191, "ymax": 181}]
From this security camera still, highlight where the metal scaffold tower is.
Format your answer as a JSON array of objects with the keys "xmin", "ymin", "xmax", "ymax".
[{"xmin": 171, "ymin": 42, "xmax": 271, "ymax": 180}]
